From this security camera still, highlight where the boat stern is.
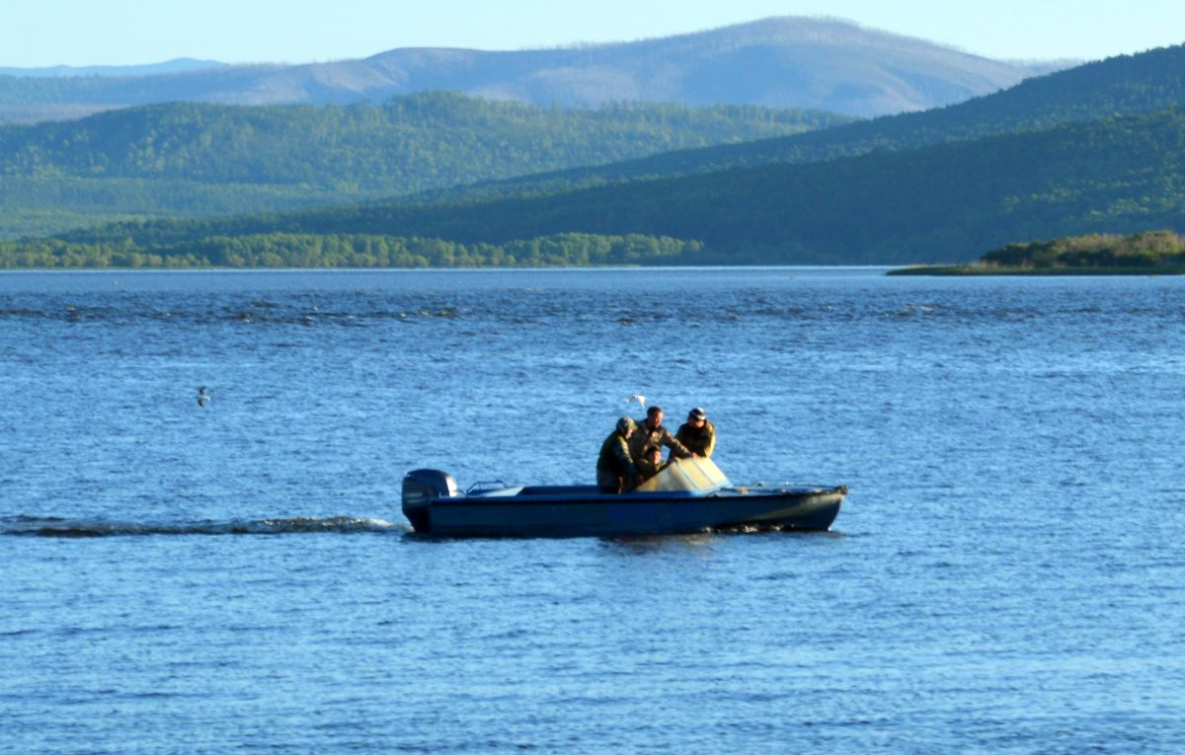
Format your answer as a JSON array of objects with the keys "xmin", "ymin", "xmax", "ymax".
[{"xmin": 401, "ymin": 469, "xmax": 458, "ymax": 533}]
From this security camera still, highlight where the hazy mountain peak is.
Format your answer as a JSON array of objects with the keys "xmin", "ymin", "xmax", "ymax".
[
  {"xmin": 0, "ymin": 58, "xmax": 225, "ymax": 79},
  {"xmin": 0, "ymin": 16, "xmax": 1067, "ymax": 123}
]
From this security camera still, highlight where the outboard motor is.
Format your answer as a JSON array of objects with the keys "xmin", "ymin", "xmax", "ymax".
[{"xmin": 402, "ymin": 469, "xmax": 458, "ymax": 533}]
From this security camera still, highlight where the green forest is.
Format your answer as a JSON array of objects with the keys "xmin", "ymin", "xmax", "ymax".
[
  {"xmin": 891, "ymin": 230, "xmax": 1185, "ymax": 274},
  {"xmin": 0, "ymin": 232, "xmax": 703, "ymax": 269},
  {"xmin": 12, "ymin": 106, "xmax": 1183, "ymax": 267},
  {"xmin": 0, "ymin": 93, "xmax": 847, "ymax": 240},
  {"xmin": 428, "ymin": 43, "xmax": 1185, "ymax": 205},
  {"xmin": 4, "ymin": 44, "xmax": 1185, "ymax": 268}
]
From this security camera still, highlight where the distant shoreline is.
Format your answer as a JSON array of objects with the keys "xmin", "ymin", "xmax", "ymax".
[
  {"xmin": 0, "ymin": 264, "xmax": 894, "ymax": 275},
  {"xmin": 892, "ymin": 231, "xmax": 1185, "ymax": 276},
  {"xmin": 889, "ymin": 264, "xmax": 1185, "ymax": 276}
]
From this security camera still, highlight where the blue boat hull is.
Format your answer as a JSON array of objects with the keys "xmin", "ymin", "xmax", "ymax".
[{"xmin": 404, "ymin": 480, "xmax": 846, "ymax": 538}]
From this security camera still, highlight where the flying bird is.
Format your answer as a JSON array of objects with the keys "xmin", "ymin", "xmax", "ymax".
[
  {"xmin": 197, "ymin": 387, "xmax": 211, "ymax": 408},
  {"xmin": 626, "ymin": 394, "xmax": 646, "ymax": 410}
]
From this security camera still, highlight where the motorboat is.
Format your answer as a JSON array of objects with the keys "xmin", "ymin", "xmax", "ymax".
[{"xmin": 401, "ymin": 457, "xmax": 846, "ymax": 538}]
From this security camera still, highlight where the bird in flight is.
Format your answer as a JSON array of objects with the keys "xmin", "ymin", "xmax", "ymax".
[{"xmin": 197, "ymin": 387, "xmax": 211, "ymax": 408}]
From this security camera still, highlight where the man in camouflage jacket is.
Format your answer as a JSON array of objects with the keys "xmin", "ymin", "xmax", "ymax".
[
  {"xmin": 629, "ymin": 406, "xmax": 694, "ymax": 463},
  {"xmin": 597, "ymin": 417, "xmax": 641, "ymax": 494}
]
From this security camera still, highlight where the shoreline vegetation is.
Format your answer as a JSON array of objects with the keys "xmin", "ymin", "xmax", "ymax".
[
  {"xmin": 0, "ymin": 232, "xmax": 708, "ymax": 269},
  {"xmin": 889, "ymin": 231, "xmax": 1185, "ymax": 276},
  {"xmin": 6, "ymin": 230, "xmax": 1185, "ymax": 273}
]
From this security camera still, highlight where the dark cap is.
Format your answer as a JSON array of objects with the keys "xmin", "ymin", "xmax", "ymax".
[
  {"xmin": 689, "ymin": 407, "xmax": 707, "ymax": 420},
  {"xmin": 616, "ymin": 416, "xmax": 637, "ymax": 434}
]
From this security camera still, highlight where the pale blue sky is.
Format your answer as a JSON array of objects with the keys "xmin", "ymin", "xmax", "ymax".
[{"xmin": 5, "ymin": 0, "xmax": 1183, "ymax": 67}]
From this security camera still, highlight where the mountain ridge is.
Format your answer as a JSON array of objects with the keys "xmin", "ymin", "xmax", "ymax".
[
  {"xmin": 33, "ymin": 107, "xmax": 1185, "ymax": 266},
  {"xmin": 0, "ymin": 58, "xmax": 225, "ymax": 79},
  {"xmin": 23, "ymin": 38, "xmax": 1185, "ymax": 267},
  {"xmin": 0, "ymin": 93, "xmax": 848, "ymax": 239},
  {"xmin": 414, "ymin": 42, "xmax": 1185, "ymax": 205},
  {"xmin": 0, "ymin": 16, "xmax": 1063, "ymax": 123}
]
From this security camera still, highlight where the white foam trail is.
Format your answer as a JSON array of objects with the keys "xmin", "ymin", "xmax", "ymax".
[{"xmin": 1, "ymin": 516, "xmax": 407, "ymax": 538}]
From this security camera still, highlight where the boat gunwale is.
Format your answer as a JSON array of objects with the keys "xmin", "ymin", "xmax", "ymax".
[{"xmin": 431, "ymin": 484, "xmax": 848, "ymax": 508}]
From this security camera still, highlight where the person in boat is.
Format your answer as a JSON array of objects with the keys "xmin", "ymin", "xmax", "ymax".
[
  {"xmin": 675, "ymin": 407, "xmax": 716, "ymax": 458},
  {"xmin": 597, "ymin": 416, "xmax": 642, "ymax": 494},
  {"xmin": 636, "ymin": 445, "xmax": 668, "ymax": 483},
  {"xmin": 629, "ymin": 405, "xmax": 695, "ymax": 463}
]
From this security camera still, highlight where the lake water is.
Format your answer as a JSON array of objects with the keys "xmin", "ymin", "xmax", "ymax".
[{"xmin": 2, "ymin": 268, "xmax": 1184, "ymax": 753}]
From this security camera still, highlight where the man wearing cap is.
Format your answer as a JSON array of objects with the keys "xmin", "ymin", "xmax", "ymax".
[
  {"xmin": 675, "ymin": 407, "xmax": 716, "ymax": 459},
  {"xmin": 629, "ymin": 405, "xmax": 695, "ymax": 463},
  {"xmin": 597, "ymin": 416, "xmax": 642, "ymax": 494}
]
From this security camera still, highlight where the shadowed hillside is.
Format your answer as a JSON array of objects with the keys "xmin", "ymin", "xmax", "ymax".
[
  {"xmin": 0, "ymin": 93, "xmax": 847, "ymax": 239},
  {"xmin": 14, "ymin": 107, "xmax": 1182, "ymax": 267},
  {"xmin": 424, "ymin": 43, "xmax": 1185, "ymax": 204}
]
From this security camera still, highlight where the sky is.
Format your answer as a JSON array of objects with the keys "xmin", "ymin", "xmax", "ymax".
[{"xmin": 3, "ymin": 0, "xmax": 1183, "ymax": 68}]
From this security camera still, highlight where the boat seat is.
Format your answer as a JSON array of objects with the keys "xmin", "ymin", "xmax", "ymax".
[{"xmin": 469, "ymin": 486, "xmax": 525, "ymax": 498}]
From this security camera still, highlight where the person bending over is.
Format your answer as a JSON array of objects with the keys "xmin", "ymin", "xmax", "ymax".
[
  {"xmin": 675, "ymin": 407, "xmax": 716, "ymax": 459},
  {"xmin": 597, "ymin": 416, "xmax": 641, "ymax": 494},
  {"xmin": 629, "ymin": 405, "xmax": 694, "ymax": 463}
]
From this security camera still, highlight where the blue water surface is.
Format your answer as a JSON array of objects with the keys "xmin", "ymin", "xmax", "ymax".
[{"xmin": 2, "ymin": 268, "xmax": 1184, "ymax": 753}]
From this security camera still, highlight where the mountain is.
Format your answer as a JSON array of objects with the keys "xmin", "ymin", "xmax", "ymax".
[
  {"xmin": 9, "ymin": 42, "xmax": 1185, "ymax": 269},
  {"xmin": 422, "ymin": 43, "xmax": 1185, "ymax": 204},
  {"xmin": 0, "ymin": 59, "xmax": 225, "ymax": 78},
  {"xmin": 0, "ymin": 17, "xmax": 1062, "ymax": 124},
  {"xmin": 16, "ymin": 106, "xmax": 1184, "ymax": 268},
  {"xmin": 0, "ymin": 93, "xmax": 848, "ymax": 240}
]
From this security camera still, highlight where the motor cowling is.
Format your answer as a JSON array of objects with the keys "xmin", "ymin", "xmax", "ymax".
[{"xmin": 401, "ymin": 469, "xmax": 458, "ymax": 533}]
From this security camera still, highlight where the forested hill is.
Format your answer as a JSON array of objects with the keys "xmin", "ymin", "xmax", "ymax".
[
  {"xmin": 8, "ymin": 41, "xmax": 1185, "ymax": 269},
  {"xmin": 0, "ymin": 93, "xmax": 848, "ymax": 240},
  {"xmin": 0, "ymin": 17, "xmax": 1057, "ymax": 124},
  {"xmin": 427, "ymin": 43, "xmax": 1185, "ymax": 203},
  {"xmin": 0, "ymin": 93, "xmax": 842, "ymax": 187},
  {"xmin": 21, "ymin": 108, "xmax": 1185, "ymax": 267}
]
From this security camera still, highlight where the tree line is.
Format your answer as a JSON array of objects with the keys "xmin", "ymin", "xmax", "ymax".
[
  {"xmin": 981, "ymin": 230, "xmax": 1185, "ymax": 268},
  {"xmin": 35, "ymin": 107, "xmax": 1185, "ymax": 266},
  {"xmin": 0, "ymin": 232, "xmax": 705, "ymax": 269}
]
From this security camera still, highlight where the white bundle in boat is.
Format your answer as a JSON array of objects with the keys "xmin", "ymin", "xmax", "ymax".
[{"xmin": 636, "ymin": 457, "xmax": 730, "ymax": 493}]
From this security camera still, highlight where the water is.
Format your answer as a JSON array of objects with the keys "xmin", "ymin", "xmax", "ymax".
[{"xmin": 2, "ymin": 268, "xmax": 1184, "ymax": 753}]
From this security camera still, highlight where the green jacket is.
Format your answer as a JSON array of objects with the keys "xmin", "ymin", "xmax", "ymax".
[
  {"xmin": 675, "ymin": 420, "xmax": 716, "ymax": 458},
  {"xmin": 597, "ymin": 430, "xmax": 638, "ymax": 478},
  {"xmin": 629, "ymin": 420, "xmax": 692, "ymax": 461},
  {"xmin": 637, "ymin": 457, "xmax": 668, "ymax": 482}
]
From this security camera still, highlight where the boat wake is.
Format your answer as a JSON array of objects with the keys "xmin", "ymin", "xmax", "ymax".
[{"xmin": 0, "ymin": 515, "xmax": 405, "ymax": 538}]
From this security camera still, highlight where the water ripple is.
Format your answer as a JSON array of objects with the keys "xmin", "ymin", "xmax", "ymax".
[{"xmin": 0, "ymin": 515, "xmax": 402, "ymax": 538}]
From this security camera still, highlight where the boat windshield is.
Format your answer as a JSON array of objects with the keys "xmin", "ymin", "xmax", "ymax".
[{"xmin": 635, "ymin": 457, "xmax": 730, "ymax": 493}]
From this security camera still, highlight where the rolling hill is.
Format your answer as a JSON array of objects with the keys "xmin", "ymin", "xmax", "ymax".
[
  {"xmin": 6, "ymin": 39, "xmax": 1185, "ymax": 269},
  {"xmin": 0, "ymin": 92, "xmax": 848, "ymax": 240},
  {"xmin": 12, "ymin": 107, "xmax": 1184, "ymax": 268},
  {"xmin": 0, "ymin": 17, "xmax": 1061, "ymax": 124},
  {"xmin": 422, "ymin": 42, "xmax": 1185, "ymax": 204}
]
